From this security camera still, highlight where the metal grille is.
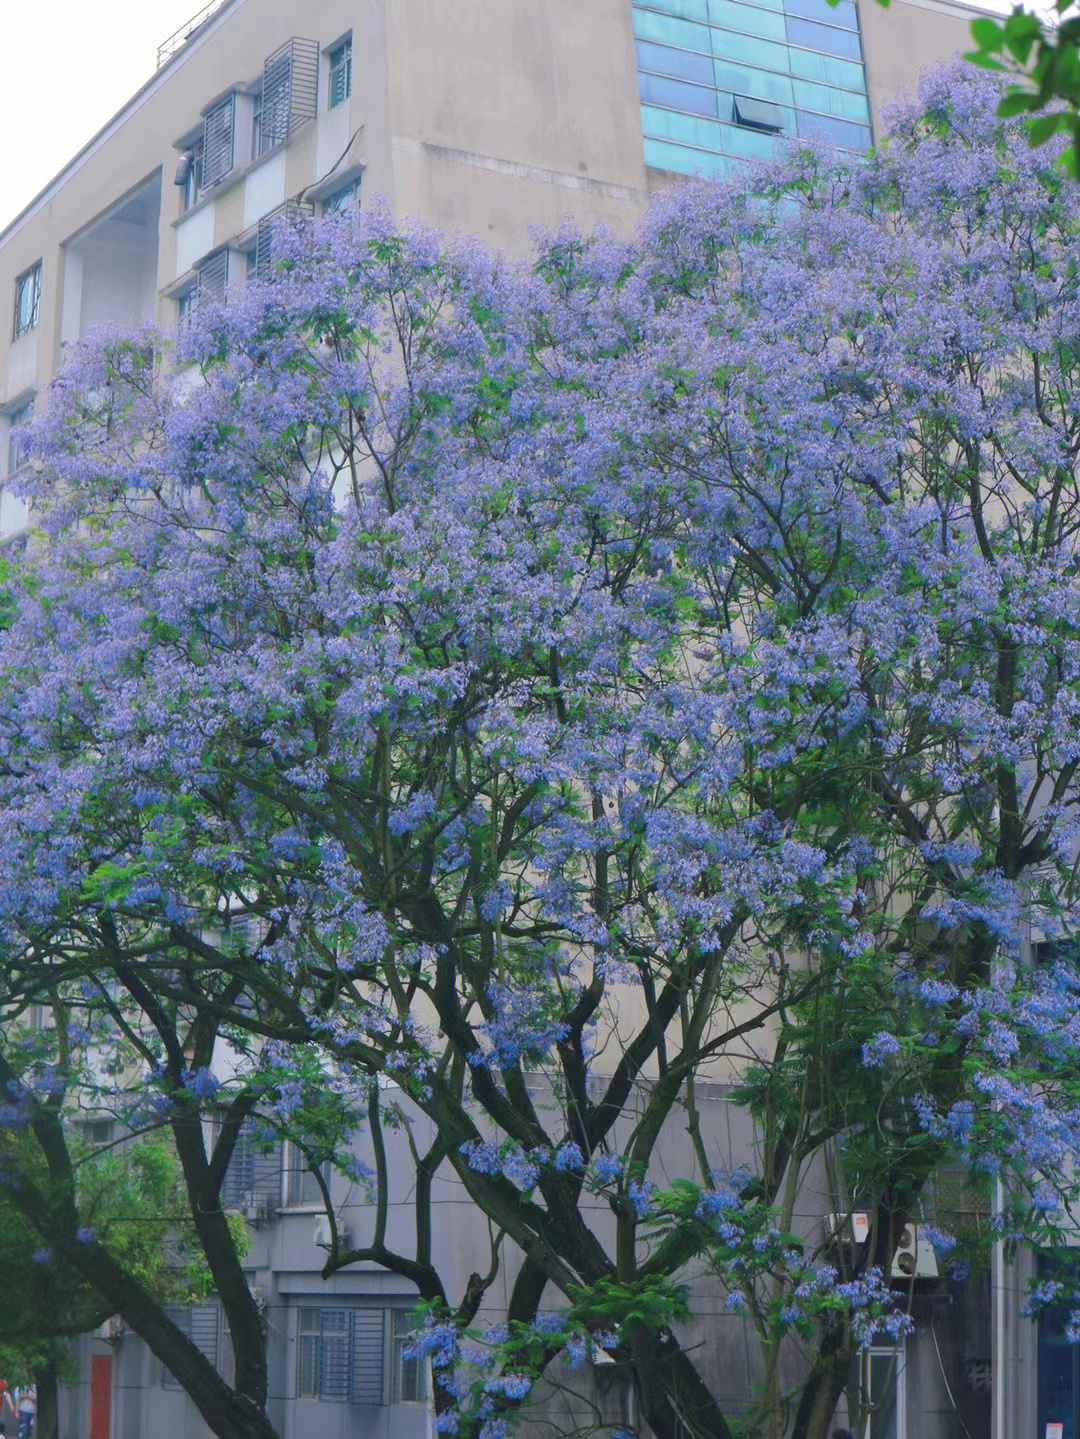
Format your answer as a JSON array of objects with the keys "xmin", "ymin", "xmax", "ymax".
[
  {"xmin": 162, "ymin": 1303, "xmax": 222, "ymax": 1385},
  {"xmin": 202, "ymin": 94, "xmax": 235, "ymax": 189},
  {"xmin": 219, "ymin": 1117, "xmax": 282, "ymax": 1209},
  {"xmin": 259, "ymin": 38, "xmax": 319, "ymax": 154},
  {"xmin": 351, "ymin": 1310, "xmax": 384, "ymax": 1405},
  {"xmin": 190, "ymin": 1304, "xmax": 221, "ymax": 1368},
  {"xmin": 296, "ymin": 1307, "xmax": 385, "ymax": 1403},
  {"xmin": 196, "ymin": 248, "xmax": 230, "ymax": 304},
  {"xmin": 319, "ymin": 1309, "xmax": 350, "ymax": 1400},
  {"xmin": 254, "ymin": 201, "xmax": 313, "ymax": 281}
]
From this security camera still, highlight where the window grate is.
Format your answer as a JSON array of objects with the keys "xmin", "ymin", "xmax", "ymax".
[
  {"xmin": 254, "ymin": 201, "xmax": 314, "ymax": 281},
  {"xmin": 218, "ymin": 1115, "xmax": 282, "ymax": 1210},
  {"xmin": 195, "ymin": 248, "xmax": 230, "ymax": 306},
  {"xmin": 202, "ymin": 95, "xmax": 235, "ymax": 190},
  {"xmin": 296, "ymin": 1306, "xmax": 384, "ymax": 1404},
  {"xmin": 259, "ymin": 38, "xmax": 319, "ymax": 155}
]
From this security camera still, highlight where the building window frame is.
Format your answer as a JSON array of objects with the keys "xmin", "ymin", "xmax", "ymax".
[
  {"xmin": 13, "ymin": 262, "xmax": 41, "ymax": 340},
  {"xmin": 284, "ymin": 1140, "xmax": 324, "ymax": 1208},
  {"xmin": 180, "ymin": 136, "xmax": 205, "ymax": 211},
  {"xmin": 7, "ymin": 398, "xmax": 33, "ymax": 477},
  {"xmin": 328, "ymin": 36, "xmax": 352, "ymax": 109},
  {"xmin": 297, "ymin": 1307, "xmax": 350, "ymax": 1401},
  {"xmin": 322, "ymin": 177, "xmax": 361, "ymax": 217},
  {"xmin": 390, "ymin": 1309, "xmax": 428, "ymax": 1404}
]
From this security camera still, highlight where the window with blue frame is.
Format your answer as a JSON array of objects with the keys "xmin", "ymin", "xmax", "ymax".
[{"xmin": 633, "ymin": 0, "xmax": 873, "ymax": 177}]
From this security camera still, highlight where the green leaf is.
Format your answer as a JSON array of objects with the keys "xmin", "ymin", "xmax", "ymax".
[
  {"xmin": 1028, "ymin": 111, "xmax": 1069, "ymax": 146},
  {"xmin": 970, "ymin": 16, "xmax": 1005, "ymax": 50},
  {"xmin": 996, "ymin": 91, "xmax": 1036, "ymax": 117}
]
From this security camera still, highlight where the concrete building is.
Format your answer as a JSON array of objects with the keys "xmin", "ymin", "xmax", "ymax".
[
  {"xmin": 1, "ymin": 0, "xmax": 979, "ymax": 535},
  {"xmin": 0, "ymin": 3, "xmax": 1038, "ymax": 1438}
]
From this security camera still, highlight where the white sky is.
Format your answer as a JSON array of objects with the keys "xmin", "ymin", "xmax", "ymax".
[{"xmin": 0, "ymin": 0, "xmax": 215, "ymax": 232}]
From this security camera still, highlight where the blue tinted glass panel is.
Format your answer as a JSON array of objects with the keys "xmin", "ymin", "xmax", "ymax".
[
  {"xmin": 784, "ymin": 15, "xmax": 862, "ymax": 58},
  {"xmin": 639, "ymin": 72, "xmax": 720, "ymax": 116},
  {"xmin": 633, "ymin": 8, "xmax": 712, "ymax": 50},
  {"xmin": 708, "ymin": 0, "xmax": 787, "ymax": 40},
  {"xmin": 647, "ymin": 0, "xmax": 710, "ymax": 17},
  {"xmin": 641, "ymin": 104, "xmax": 725, "ymax": 150},
  {"xmin": 794, "ymin": 109, "xmax": 871, "ymax": 150},
  {"xmin": 719, "ymin": 120, "xmax": 785, "ymax": 159},
  {"xmin": 783, "ymin": 0, "xmax": 858, "ymax": 26},
  {"xmin": 712, "ymin": 30, "xmax": 789, "ymax": 71},
  {"xmin": 791, "ymin": 77, "xmax": 869, "ymax": 120},
  {"xmin": 714, "ymin": 59, "xmax": 795, "ymax": 104},
  {"xmin": 788, "ymin": 48, "xmax": 864, "ymax": 89},
  {"xmin": 644, "ymin": 138, "xmax": 735, "ymax": 177},
  {"xmin": 636, "ymin": 39, "xmax": 715, "ymax": 85}
]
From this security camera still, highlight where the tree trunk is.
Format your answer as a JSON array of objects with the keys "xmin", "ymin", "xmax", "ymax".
[
  {"xmin": 55, "ymin": 1237, "xmax": 280, "ymax": 1439},
  {"xmin": 33, "ymin": 1361, "xmax": 58, "ymax": 1439},
  {"xmin": 790, "ymin": 1323, "xmax": 853, "ymax": 1439},
  {"xmin": 627, "ymin": 1325, "xmax": 736, "ymax": 1439}
]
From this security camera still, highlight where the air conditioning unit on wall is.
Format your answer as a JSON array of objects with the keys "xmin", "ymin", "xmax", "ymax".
[
  {"xmin": 891, "ymin": 1223, "xmax": 938, "ymax": 1279},
  {"xmin": 313, "ymin": 1214, "xmax": 350, "ymax": 1250},
  {"xmin": 823, "ymin": 1211, "xmax": 871, "ymax": 1248},
  {"xmin": 824, "ymin": 1213, "xmax": 938, "ymax": 1279},
  {"xmin": 242, "ymin": 1195, "xmax": 273, "ymax": 1228}
]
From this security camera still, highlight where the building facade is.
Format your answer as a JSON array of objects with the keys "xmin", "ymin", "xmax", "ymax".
[{"xmin": 0, "ymin": 3, "xmax": 1044, "ymax": 1438}]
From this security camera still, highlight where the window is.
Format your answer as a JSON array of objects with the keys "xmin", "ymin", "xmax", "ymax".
[
  {"xmin": 195, "ymin": 248, "xmax": 230, "ymax": 305},
  {"xmin": 298, "ymin": 1307, "xmax": 349, "ymax": 1400},
  {"xmin": 322, "ymin": 178, "xmax": 361, "ymax": 216},
  {"xmin": 7, "ymin": 399, "xmax": 33, "ymax": 476},
  {"xmin": 328, "ymin": 37, "xmax": 352, "ymax": 108},
  {"xmin": 732, "ymin": 95, "xmax": 784, "ymax": 134},
  {"xmin": 218, "ymin": 1116, "xmax": 281, "ymax": 1210},
  {"xmin": 296, "ymin": 1307, "xmax": 383, "ymax": 1404},
  {"xmin": 864, "ymin": 1342, "xmax": 907, "ymax": 1439},
  {"xmin": 13, "ymin": 262, "xmax": 41, "ymax": 340},
  {"xmin": 79, "ymin": 1117, "xmax": 116, "ymax": 1147},
  {"xmin": 180, "ymin": 138, "xmax": 204, "ymax": 211},
  {"xmin": 391, "ymin": 1310, "xmax": 427, "ymax": 1403},
  {"xmin": 161, "ymin": 1304, "xmax": 222, "ymax": 1388},
  {"xmin": 286, "ymin": 1143, "xmax": 324, "ymax": 1206}
]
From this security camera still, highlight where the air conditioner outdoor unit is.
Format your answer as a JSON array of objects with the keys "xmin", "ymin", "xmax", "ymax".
[
  {"xmin": 242, "ymin": 1195, "xmax": 272, "ymax": 1228},
  {"xmin": 891, "ymin": 1223, "xmax": 938, "ymax": 1279},
  {"xmin": 823, "ymin": 1212, "xmax": 870, "ymax": 1248},
  {"xmin": 313, "ymin": 1214, "xmax": 349, "ymax": 1250}
]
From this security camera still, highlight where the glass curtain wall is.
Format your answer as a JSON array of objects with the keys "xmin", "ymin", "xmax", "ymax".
[{"xmin": 633, "ymin": 0, "xmax": 872, "ymax": 177}]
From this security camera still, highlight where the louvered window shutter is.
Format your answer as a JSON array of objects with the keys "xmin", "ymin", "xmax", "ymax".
[
  {"xmin": 219, "ymin": 1119, "xmax": 257, "ymax": 1208},
  {"xmin": 196, "ymin": 249, "xmax": 229, "ymax": 303},
  {"xmin": 202, "ymin": 95, "xmax": 235, "ymax": 188},
  {"xmin": 350, "ymin": 1309, "xmax": 385, "ymax": 1405},
  {"xmin": 190, "ymin": 1304, "xmax": 221, "ymax": 1370}
]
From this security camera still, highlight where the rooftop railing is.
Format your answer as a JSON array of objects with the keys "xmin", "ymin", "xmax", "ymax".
[{"xmin": 156, "ymin": 0, "xmax": 229, "ymax": 69}]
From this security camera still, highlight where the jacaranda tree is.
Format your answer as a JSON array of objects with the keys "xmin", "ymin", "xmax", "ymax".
[{"xmin": 4, "ymin": 64, "xmax": 1080, "ymax": 1439}]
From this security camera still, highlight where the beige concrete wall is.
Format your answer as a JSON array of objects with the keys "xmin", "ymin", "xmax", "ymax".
[
  {"xmin": 0, "ymin": 0, "xmax": 649, "ymax": 419},
  {"xmin": 860, "ymin": 0, "xmax": 985, "ymax": 137}
]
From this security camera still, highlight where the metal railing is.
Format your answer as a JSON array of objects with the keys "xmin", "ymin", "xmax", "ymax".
[{"xmin": 156, "ymin": 0, "xmax": 228, "ymax": 69}]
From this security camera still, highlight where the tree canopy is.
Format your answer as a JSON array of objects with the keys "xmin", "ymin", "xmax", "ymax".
[{"xmin": 4, "ymin": 66, "xmax": 1080, "ymax": 1439}]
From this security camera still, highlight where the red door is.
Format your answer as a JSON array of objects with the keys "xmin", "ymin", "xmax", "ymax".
[{"xmin": 90, "ymin": 1354, "xmax": 111, "ymax": 1439}]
